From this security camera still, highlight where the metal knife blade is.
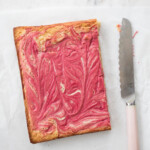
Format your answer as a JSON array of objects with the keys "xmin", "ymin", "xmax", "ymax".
[{"xmin": 119, "ymin": 18, "xmax": 135, "ymax": 104}]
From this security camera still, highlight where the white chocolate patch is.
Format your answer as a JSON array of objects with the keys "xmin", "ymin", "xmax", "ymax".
[
  {"xmin": 60, "ymin": 82, "xmax": 65, "ymax": 93},
  {"xmin": 67, "ymin": 90, "xmax": 81, "ymax": 96}
]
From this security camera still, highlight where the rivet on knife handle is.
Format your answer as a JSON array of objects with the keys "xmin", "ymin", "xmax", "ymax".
[{"xmin": 126, "ymin": 100, "xmax": 135, "ymax": 106}]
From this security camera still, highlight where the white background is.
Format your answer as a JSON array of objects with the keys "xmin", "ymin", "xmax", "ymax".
[
  {"xmin": 1, "ymin": 0, "xmax": 150, "ymax": 11},
  {"xmin": 0, "ymin": 1, "xmax": 150, "ymax": 150}
]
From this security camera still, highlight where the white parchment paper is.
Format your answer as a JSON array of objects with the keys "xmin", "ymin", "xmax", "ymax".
[{"xmin": 0, "ymin": 7, "xmax": 150, "ymax": 150}]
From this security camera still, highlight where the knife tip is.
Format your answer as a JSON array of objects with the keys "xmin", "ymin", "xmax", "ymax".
[{"xmin": 122, "ymin": 18, "xmax": 131, "ymax": 25}]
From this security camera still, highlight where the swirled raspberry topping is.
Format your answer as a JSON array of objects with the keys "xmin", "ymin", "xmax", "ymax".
[{"xmin": 18, "ymin": 21, "xmax": 110, "ymax": 136}]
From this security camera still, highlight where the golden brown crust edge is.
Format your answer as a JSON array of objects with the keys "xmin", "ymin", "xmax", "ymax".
[
  {"xmin": 14, "ymin": 28, "xmax": 34, "ymax": 143},
  {"xmin": 34, "ymin": 126, "xmax": 111, "ymax": 144},
  {"xmin": 14, "ymin": 19, "xmax": 98, "ymax": 30},
  {"xmin": 13, "ymin": 19, "xmax": 110, "ymax": 144}
]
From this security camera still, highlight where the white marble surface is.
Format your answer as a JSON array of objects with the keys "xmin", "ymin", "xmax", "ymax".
[
  {"xmin": 0, "ymin": 5, "xmax": 150, "ymax": 150},
  {"xmin": 0, "ymin": 0, "xmax": 150, "ymax": 11}
]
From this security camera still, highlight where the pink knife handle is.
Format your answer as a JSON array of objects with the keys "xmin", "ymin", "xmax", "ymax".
[{"xmin": 126, "ymin": 105, "xmax": 139, "ymax": 150}]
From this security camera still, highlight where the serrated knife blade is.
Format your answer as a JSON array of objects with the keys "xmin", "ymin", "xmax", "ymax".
[
  {"xmin": 119, "ymin": 18, "xmax": 139, "ymax": 150},
  {"xmin": 119, "ymin": 18, "xmax": 135, "ymax": 103}
]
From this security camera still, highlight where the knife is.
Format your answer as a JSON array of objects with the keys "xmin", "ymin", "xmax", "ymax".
[{"xmin": 119, "ymin": 18, "xmax": 139, "ymax": 150}]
